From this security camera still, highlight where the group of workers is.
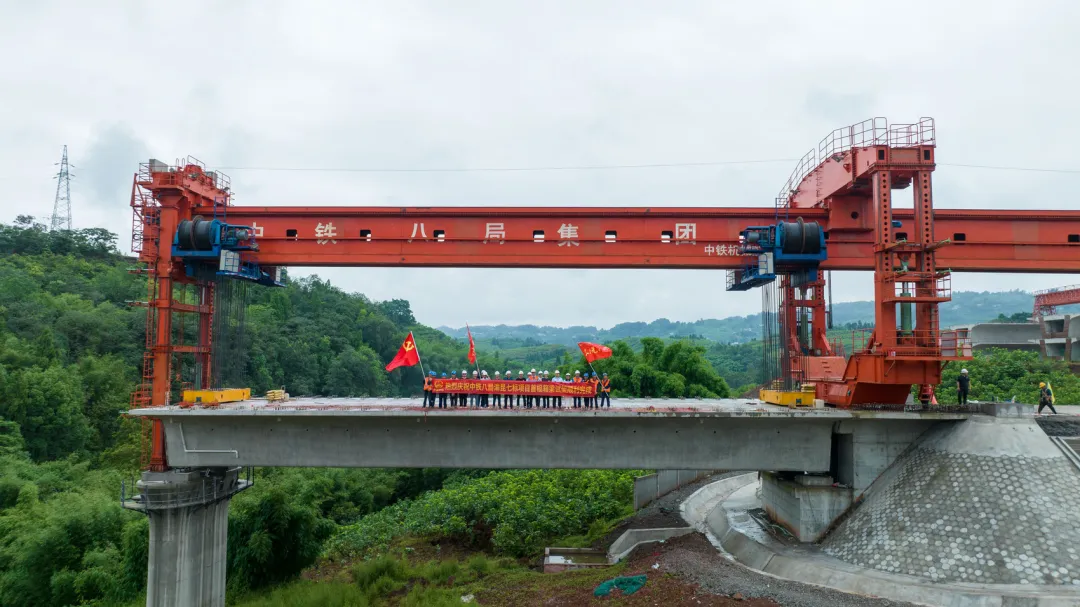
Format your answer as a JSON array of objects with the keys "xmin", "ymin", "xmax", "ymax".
[{"xmin": 421, "ymin": 368, "xmax": 612, "ymax": 409}]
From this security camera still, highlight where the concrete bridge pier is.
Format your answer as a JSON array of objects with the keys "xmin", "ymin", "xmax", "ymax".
[{"xmin": 123, "ymin": 467, "xmax": 251, "ymax": 607}]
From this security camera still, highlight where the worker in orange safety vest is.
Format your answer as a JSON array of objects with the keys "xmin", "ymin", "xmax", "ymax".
[
  {"xmin": 598, "ymin": 372, "xmax": 612, "ymax": 408},
  {"xmin": 423, "ymin": 371, "xmax": 435, "ymax": 407},
  {"xmin": 586, "ymin": 373, "xmax": 600, "ymax": 409},
  {"xmin": 572, "ymin": 370, "xmax": 584, "ymax": 408}
]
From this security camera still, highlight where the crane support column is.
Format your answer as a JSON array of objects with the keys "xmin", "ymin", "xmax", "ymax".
[{"xmin": 123, "ymin": 467, "xmax": 251, "ymax": 607}]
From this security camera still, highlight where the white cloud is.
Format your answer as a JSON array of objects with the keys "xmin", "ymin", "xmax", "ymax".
[{"xmin": 1, "ymin": 0, "xmax": 1077, "ymax": 328}]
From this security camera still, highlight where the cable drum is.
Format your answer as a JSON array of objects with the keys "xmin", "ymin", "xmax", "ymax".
[
  {"xmin": 176, "ymin": 220, "xmax": 195, "ymax": 250},
  {"xmin": 176, "ymin": 219, "xmax": 217, "ymax": 251},
  {"xmin": 780, "ymin": 219, "xmax": 822, "ymax": 255}
]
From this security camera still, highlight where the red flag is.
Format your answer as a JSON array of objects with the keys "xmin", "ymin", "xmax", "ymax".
[
  {"xmin": 467, "ymin": 324, "xmax": 477, "ymax": 365},
  {"xmin": 385, "ymin": 332, "xmax": 421, "ymax": 372},
  {"xmin": 578, "ymin": 342, "xmax": 613, "ymax": 363}
]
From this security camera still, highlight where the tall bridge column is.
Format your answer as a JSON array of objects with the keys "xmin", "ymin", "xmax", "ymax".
[{"xmin": 123, "ymin": 467, "xmax": 251, "ymax": 607}]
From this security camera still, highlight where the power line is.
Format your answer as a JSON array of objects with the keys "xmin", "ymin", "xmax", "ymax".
[
  {"xmin": 209, "ymin": 159, "xmax": 1080, "ymax": 175},
  {"xmin": 937, "ymin": 162, "xmax": 1080, "ymax": 174},
  {"xmin": 213, "ymin": 158, "xmax": 800, "ymax": 173}
]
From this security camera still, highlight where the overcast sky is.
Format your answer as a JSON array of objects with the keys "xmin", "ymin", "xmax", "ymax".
[{"xmin": 2, "ymin": 1, "xmax": 1078, "ymax": 329}]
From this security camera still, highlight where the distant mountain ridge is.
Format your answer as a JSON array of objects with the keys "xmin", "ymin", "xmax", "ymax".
[{"xmin": 439, "ymin": 290, "xmax": 1044, "ymax": 347}]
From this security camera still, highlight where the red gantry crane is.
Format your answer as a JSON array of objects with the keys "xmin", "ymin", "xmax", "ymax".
[
  {"xmin": 129, "ymin": 117, "xmax": 1080, "ymax": 470},
  {"xmin": 1033, "ymin": 284, "xmax": 1080, "ymax": 319}
]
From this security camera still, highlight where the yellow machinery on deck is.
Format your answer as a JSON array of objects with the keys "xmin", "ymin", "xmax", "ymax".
[
  {"xmin": 180, "ymin": 388, "xmax": 251, "ymax": 407},
  {"xmin": 759, "ymin": 384, "xmax": 817, "ymax": 408}
]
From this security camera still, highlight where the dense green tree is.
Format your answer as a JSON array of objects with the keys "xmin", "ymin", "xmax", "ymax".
[
  {"xmin": 555, "ymin": 338, "xmax": 730, "ymax": 399},
  {"xmin": 76, "ymin": 355, "xmax": 132, "ymax": 453},
  {"xmin": 0, "ymin": 365, "xmax": 91, "ymax": 461},
  {"xmin": 0, "ymin": 419, "xmax": 25, "ymax": 459},
  {"xmin": 228, "ymin": 486, "xmax": 336, "ymax": 591},
  {"xmin": 325, "ymin": 345, "xmax": 390, "ymax": 396}
]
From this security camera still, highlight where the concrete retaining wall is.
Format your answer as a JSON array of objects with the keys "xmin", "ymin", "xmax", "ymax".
[
  {"xmin": 607, "ymin": 527, "xmax": 695, "ymax": 562},
  {"xmin": 633, "ymin": 469, "xmax": 716, "ymax": 510}
]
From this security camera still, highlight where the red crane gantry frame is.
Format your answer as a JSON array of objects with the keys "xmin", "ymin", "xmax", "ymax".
[
  {"xmin": 130, "ymin": 118, "xmax": 1080, "ymax": 471},
  {"xmin": 1033, "ymin": 285, "xmax": 1080, "ymax": 319}
]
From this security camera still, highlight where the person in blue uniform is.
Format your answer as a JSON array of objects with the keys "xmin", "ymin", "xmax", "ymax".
[{"xmin": 438, "ymin": 373, "xmax": 448, "ymax": 408}]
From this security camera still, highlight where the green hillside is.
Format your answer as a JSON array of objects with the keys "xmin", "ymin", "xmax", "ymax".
[{"xmin": 441, "ymin": 290, "xmax": 1049, "ymax": 347}]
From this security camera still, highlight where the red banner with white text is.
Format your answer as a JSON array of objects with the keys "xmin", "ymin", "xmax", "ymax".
[{"xmin": 431, "ymin": 379, "xmax": 596, "ymax": 396}]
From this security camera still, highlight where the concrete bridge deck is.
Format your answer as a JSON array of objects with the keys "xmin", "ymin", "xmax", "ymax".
[
  {"xmin": 131, "ymin": 396, "xmax": 976, "ymax": 417},
  {"xmin": 131, "ymin": 397, "xmax": 974, "ymax": 471}
]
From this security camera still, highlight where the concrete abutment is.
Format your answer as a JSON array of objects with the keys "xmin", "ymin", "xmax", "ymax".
[{"xmin": 123, "ymin": 467, "xmax": 251, "ymax": 607}]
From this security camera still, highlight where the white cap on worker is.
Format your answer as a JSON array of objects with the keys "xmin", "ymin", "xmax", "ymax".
[
  {"xmin": 494, "ymin": 371, "xmax": 501, "ymax": 377},
  {"xmin": 530, "ymin": 368, "xmax": 537, "ymax": 373},
  {"xmin": 518, "ymin": 370, "xmax": 524, "ymax": 375},
  {"xmin": 574, "ymin": 370, "xmax": 580, "ymax": 375},
  {"xmin": 506, "ymin": 370, "xmax": 512, "ymax": 376},
  {"xmin": 961, "ymin": 368, "xmax": 968, "ymax": 374},
  {"xmin": 554, "ymin": 370, "xmax": 561, "ymax": 374},
  {"xmin": 472, "ymin": 370, "xmax": 478, "ymax": 376}
]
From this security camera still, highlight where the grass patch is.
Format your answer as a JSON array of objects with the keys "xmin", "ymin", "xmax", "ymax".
[
  {"xmin": 422, "ymin": 560, "xmax": 460, "ymax": 585},
  {"xmin": 230, "ymin": 580, "xmax": 370, "ymax": 606},
  {"xmin": 475, "ymin": 562, "xmax": 631, "ymax": 605},
  {"xmin": 238, "ymin": 542, "xmax": 630, "ymax": 607},
  {"xmin": 466, "ymin": 555, "xmax": 494, "ymax": 577}
]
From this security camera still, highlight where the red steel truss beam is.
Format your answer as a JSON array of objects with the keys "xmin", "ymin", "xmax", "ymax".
[
  {"xmin": 220, "ymin": 206, "xmax": 1080, "ymax": 272},
  {"xmin": 1034, "ymin": 284, "xmax": 1080, "ymax": 317}
]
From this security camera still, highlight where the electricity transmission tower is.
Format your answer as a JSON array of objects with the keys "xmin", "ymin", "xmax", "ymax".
[{"xmin": 51, "ymin": 145, "xmax": 73, "ymax": 231}]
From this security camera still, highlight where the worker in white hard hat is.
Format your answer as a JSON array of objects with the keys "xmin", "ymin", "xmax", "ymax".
[
  {"xmin": 956, "ymin": 368, "xmax": 970, "ymax": 406},
  {"xmin": 492, "ymin": 371, "xmax": 502, "ymax": 408},
  {"xmin": 572, "ymin": 370, "xmax": 583, "ymax": 408},
  {"xmin": 525, "ymin": 368, "xmax": 539, "ymax": 408},
  {"xmin": 460, "ymin": 370, "xmax": 469, "ymax": 407},
  {"xmin": 541, "ymin": 370, "xmax": 551, "ymax": 408},
  {"xmin": 517, "ymin": 370, "xmax": 526, "ymax": 408},
  {"xmin": 505, "ymin": 370, "xmax": 514, "ymax": 408},
  {"xmin": 551, "ymin": 370, "xmax": 564, "ymax": 409},
  {"xmin": 471, "ymin": 370, "xmax": 480, "ymax": 407},
  {"xmin": 479, "ymin": 370, "xmax": 490, "ymax": 408}
]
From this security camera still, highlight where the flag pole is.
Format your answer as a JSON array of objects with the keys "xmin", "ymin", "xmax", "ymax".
[
  {"xmin": 412, "ymin": 332, "xmax": 426, "ymax": 378},
  {"xmin": 467, "ymin": 323, "xmax": 480, "ymax": 375}
]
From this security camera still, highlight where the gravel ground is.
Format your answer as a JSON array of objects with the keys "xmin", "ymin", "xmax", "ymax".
[
  {"xmin": 641, "ymin": 533, "xmax": 916, "ymax": 607},
  {"xmin": 1037, "ymin": 416, "xmax": 1080, "ymax": 436}
]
